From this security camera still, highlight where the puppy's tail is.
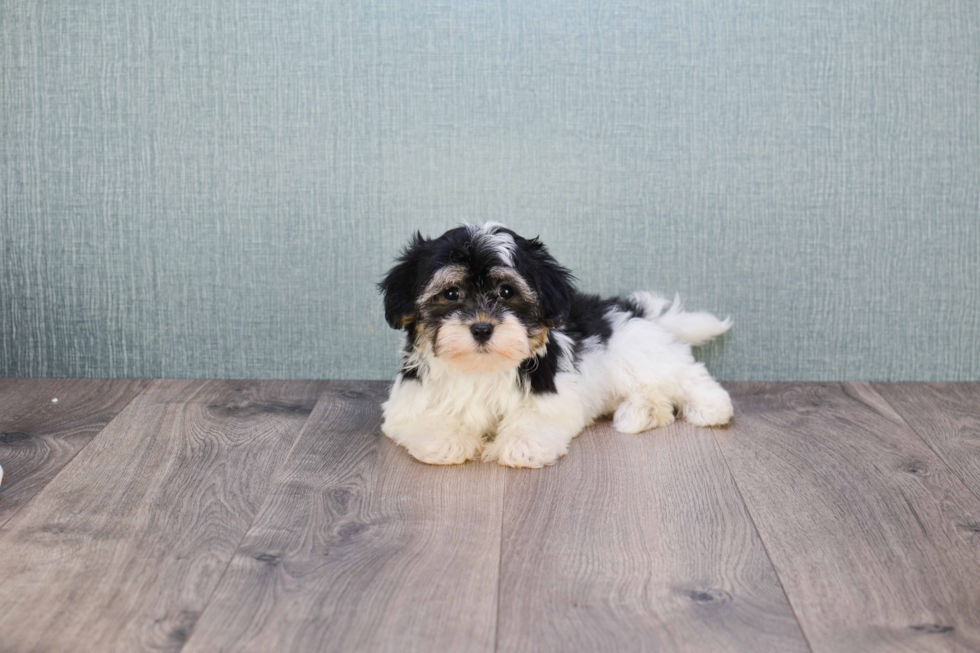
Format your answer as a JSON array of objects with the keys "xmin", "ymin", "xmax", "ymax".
[{"xmin": 629, "ymin": 291, "xmax": 732, "ymax": 346}]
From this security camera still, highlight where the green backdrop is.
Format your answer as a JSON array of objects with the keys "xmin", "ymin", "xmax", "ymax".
[{"xmin": 2, "ymin": 0, "xmax": 978, "ymax": 380}]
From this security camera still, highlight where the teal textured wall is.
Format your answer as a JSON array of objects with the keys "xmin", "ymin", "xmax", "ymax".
[{"xmin": 2, "ymin": 0, "xmax": 978, "ymax": 381}]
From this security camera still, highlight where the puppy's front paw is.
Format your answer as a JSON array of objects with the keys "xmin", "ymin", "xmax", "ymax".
[
  {"xmin": 407, "ymin": 436, "xmax": 476, "ymax": 466},
  {"xmin": 484, "ymin": 434, "xmax": 564, "ymax": 469}
]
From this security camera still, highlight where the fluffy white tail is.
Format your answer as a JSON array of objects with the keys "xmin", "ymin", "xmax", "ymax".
[{"xmin": 629, "ymin": 291, "xmax": 732, "ymax": 346}]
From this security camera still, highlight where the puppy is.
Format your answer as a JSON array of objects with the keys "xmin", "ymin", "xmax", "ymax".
[{"xmin": 379, "ymin": 223, "xmax": 732, "ymax": 468}]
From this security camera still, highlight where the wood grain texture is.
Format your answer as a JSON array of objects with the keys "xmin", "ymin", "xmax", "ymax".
[
  {"xmin": 716, "ymin": 383, "xmax": 980, "ymax": 652},
  {"xmin": 0, "ymin": 379, "xmax": 325, "ymax": 653},
  {"xmin": 495, "ymin": 420, "xmax": 809, "ymax": 653},
  {"xmin": 874, "ymin": 383, "xmax": 980, "ymax": 503},
  {"xmin": 183, "ymin": 381, "xmax": 506, "ymax": 653},
  {"xmin": 0, "ymin": 377, "xmax": 149, "ymax": 528}
]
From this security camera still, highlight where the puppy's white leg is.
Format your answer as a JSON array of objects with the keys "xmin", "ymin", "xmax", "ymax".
[
  {"xmin": 381, "ymin": 379, "xmax": 483, "ymax": 465},
  {"xmin": 483, "ymin": 395, "xmax": 587, "ymax": 468},
  {"xmin": 612, "ymin": 389, "xmax": 676, "ymax": 434},
  {"xmin": 681, "ymin": 363, "xmax": 733, "ymax": 426},
  {"xmin": 483, "ymin": 415, "xmax": 577, "ymax": 468},
  {"xmin": 383, "ymin": 415, "xmax": 483, "ymax": 465}
]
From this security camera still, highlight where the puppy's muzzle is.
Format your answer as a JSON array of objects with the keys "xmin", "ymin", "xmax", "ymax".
[{"xmin": 470, "ymin": 322, "xmax": 494, "ymax": 343}]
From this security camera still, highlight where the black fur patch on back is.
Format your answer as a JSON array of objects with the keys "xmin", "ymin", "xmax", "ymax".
[
  {"xmin": 612, "ymin": 296, "xmax": 647, "ymax": 319},
  {"xmin": 564, "ymin": 291, "xmax": 646, "ymax": 343},
  {"xmin": 563, "ymin": 293, "xmax": 616, "ymax": 343},
  {"xmin": 518, "ymin": 291, "xmax": 648, "ymax": 394}
]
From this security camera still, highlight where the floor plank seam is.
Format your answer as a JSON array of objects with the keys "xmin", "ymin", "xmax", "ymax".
[
  {"xmin": 871, "ymin": 383, "xmax": 980, "ymax": 506},
  {"xmin": 492, "ymin": 469, "xmax": 507, "ymax": 653},
  {"xmin": 708, "ymin": 420, "xmax": 816, "ymax": 653},
  {"xmin": 178, "ymin": 383, "xmax": 329, "ymax": 651},
  {"xmin": 0, "ymin": 380, "xmax": 151, "ymax": 532}
]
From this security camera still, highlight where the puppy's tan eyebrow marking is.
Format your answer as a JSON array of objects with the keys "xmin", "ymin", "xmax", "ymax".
[
  {"xmin": 489, "ymin": 266, "xmax": 536, "ymax": 300},
  {"xmin": 418, "ymin": 264, "xmax": 468, "ymax": 303}
]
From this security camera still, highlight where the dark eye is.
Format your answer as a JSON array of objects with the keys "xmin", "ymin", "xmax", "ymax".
[
  {"xmin": 444, "ymin": 287, "xmax": 460, "ymax": 302},
  {"xmin": 498, "ymin": 285, "xmax": 515, "ymax": 300}
]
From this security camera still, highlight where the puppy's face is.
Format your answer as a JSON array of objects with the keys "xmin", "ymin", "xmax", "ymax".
[{"xmin": 379, "ymin": 224, "xmax": 573, "ymax": 373}]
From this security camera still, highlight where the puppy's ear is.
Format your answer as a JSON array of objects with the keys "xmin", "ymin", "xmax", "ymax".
[
  {"xmin": 513, "ymin": 235, "xmax": 575, "ymax": 328},
  {"xmin": 378, "ymin": 232, "xmax": 430, "ymax": 329}
]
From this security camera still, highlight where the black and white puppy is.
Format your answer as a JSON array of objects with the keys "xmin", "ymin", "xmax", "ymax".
[{"xmin": 379, "ymin": 223, "xmax": 732, "ymax": 468}]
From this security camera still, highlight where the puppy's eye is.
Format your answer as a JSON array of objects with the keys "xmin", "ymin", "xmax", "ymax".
[
  {"xmin": 498, "ymin": 285, "xmax": 515, "ymax": 300},
  {"xmin": 444, "ymin": 287, "xmax": 460, "ymax": 302}
]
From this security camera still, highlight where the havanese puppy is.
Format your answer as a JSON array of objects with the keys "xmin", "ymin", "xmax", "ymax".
[{"xmin": 379, "ymin": 223, "xmax": 732, "ymax": 468}]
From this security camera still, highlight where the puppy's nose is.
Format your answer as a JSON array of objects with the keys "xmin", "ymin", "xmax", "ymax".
[{"xmin": 470, "ymin": 322, "xmax": 494, "ymax": 343}]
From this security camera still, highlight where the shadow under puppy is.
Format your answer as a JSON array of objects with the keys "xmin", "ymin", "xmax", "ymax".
[{"xmin": 379, "ymin": 223, "xmax": 732, "ymax": 468}]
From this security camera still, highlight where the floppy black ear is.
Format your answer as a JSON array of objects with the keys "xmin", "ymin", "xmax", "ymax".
[
  {"xmin": 512, "ymin": 235, "xmax": 575, "ymax": 328},
  {"xmin": 378, "ymin": 232, "xmax": 431, "ymax": 329}
]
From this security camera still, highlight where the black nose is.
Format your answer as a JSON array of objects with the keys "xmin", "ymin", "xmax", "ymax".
[{"xmin": 470, "ymin": 322, "xmax": 494, "ymax": 343}]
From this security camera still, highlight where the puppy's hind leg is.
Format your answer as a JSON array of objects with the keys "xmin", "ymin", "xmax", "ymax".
[
  {"xmin": 612, "ymin": 388, "xmax": 676, "ymax": 434},
  {"xmin": 681, "ymin": 363, "xmax": 732, "ymax": 427}
]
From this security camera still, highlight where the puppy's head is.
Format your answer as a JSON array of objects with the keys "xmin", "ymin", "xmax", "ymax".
[{"xmin": 379, "ymin": 223, "xmax": 574, "ymax": 373}]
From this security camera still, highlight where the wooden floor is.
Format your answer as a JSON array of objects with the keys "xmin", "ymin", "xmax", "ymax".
[{"xmin": 0, "ymin": 380, "xmax": 978, "ymax": 652}]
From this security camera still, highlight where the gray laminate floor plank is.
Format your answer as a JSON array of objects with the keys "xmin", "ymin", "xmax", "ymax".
[
  {"xmin": 495, "ymin": 419, "xmax": 810, "ymax": 653},
  {"xmin": 0, "ymin": 379, "xmax": 326, "ymax": 653},
  {"xmin": 0, "ymin": 377, "xmax": 150, "ymax": 528},
  {"xmin": 714, "ymin": 382, "xmax": 980, "ymax": 653},
  {"xmin": 874, "ymin": 383, "xmax": 980, "ymax": 504},
  {"xmin": 4, "ymin": 380, "xmax": 978, "ymax": 653},
  {"xmin": 182, "ymin": 381, "xmax": 506, "ymax": 653}
]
